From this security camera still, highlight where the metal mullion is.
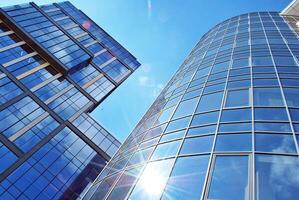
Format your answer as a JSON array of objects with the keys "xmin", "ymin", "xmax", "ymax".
[
  {"xmin": 201, "ymin": 21, "xmax": 234, "ymax": 200},
  {"xmin": 0, "ymin": 124, "xmax": 65, "ymax": 183},
  {"xmin": 249, "ymin": 14, "xmax": 255, "ymax": 200},
  {"xmin": 266, "ymin": 13, "xmax": 299, "ymax": 155}
]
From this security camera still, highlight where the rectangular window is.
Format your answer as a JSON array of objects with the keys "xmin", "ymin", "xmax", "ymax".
[
  {"xmin": 161, "ymin": 155, "xmax": 209, "ymax": 200},
  {"xmin": 180, "ymin": 135, "xmax": 214, "ymax": 155},
  {"xmin": 255, "ymin": 155, "xmax": 299, "ymax": 200},
  {"xmin": 255, "ymin": 133, "xmax": 296, "ymax": 154},
  {"xmin": 207, "ymin": 155, "xmax": 250, "ymax": 200},
  {"xmin": 215, "ymin": 134, "xmax": 252, "ymax": 152},
  {"xmin": 196, "ymin": 91, "xmax": 223, "ymax": 112},
  {"xmin": 254, "ymin": 88, "xmax": 284, "ymax": 106},
  {"xmin": 225, "ymin": 89, "xmax": 249, "ymax": 107}
]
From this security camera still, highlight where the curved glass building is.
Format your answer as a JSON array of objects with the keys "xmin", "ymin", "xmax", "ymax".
[{"xmin": 85, "ymin": 9, "xmax": 299, "ymax": 200}]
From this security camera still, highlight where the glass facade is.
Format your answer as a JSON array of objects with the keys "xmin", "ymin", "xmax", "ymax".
[
  {"xmin": 0, "ymin": 1, "xmax": 140, "ymax": 200},
  {"xmin": 85, "ymin": 11, "xmax": 299, "ymax": 200}
]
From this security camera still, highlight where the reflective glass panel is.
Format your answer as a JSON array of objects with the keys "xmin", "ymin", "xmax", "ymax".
[
  {"xmin": 207, "ymin": 155, "xmax": 249, "ymax": 200},
  {"xmin": 255, "ymin": 155, "xmax": 299, "ymax": 200},
  {"xmin": 161, "ymin": 155, "xmax": 209, "ymax": 200}
]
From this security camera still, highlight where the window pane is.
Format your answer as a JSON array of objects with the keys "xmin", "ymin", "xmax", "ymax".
[
  {"xmin": 107, "ymin": 167, "xmax": 143, "ymax": 200},
  {"xmin": 215, "ymin": 134, "xmax": 252, "ymax": 152},
  {"xmin": 187, "ymin": 125, "xmax": 217, "ymax": 137},
  {"xmin": 255, "ymin": 122, "xmax": 291, "ymax": 132},
  {"xmin": 196, "ymin": 91, "xmax": 223, "ymax": 112},
  {"xmin": 165, "ymin": 117, "xmax": 191, "ymax": 132},
  {"xmin": 255, "ymin": 134, "xmax": 296, "ymax": 153},
  {"xmin": 191, "ymin": 111, "xmax": 219, "ymax": 127},
  {"xmin": 150, "ymin": 140, "xmax": 181, "ymax": 160},
  {"xmin": 284, "ymin": 88, "xmax": 299, "ymax": 107},
  {"xmin": 252, "ymin": 56, "xmax": 273, "ymax": 66},
  {"xmin": 180, "ymin": 135, "xmax": 214, "ymax": 155},
  {"xmin": 172, "ymin": 97, "xmax": 199, "ymax": 119},
  {"xmin": 128, "ymin": 158, "xmax": 175, "ymax": 200},
  {"xmin": 160, "ymin": 130, "xmax": 185, "ymax": 143},
  {"xmin": 207, "ymin": 156, "xmax": 249, "ymax": 200},
  {"xmin": 225, "ymin": 89, "xmax": 249, "ymax": 107},
  {"xmin": 254, "ymin": 88, "xmax": 284, "ymax": 106},
  {"xmin": 255, "ymin": 155, "xmax": 299, "ymax": 200},
  {"xmin": 221, "ymin": 108, "xmax": 251, "ymax": 122},
  {"xmin": 161, "ymin": 155, "xmax": 209, "ymax": 200},
  {"xmin": 219, "ymin": 122, "xmax": 252, "ymax": 132},
  {"xmin": 254, "ymin": 108, "xmax": 288, "ymax": 121},
  {"xmin": 289, "ymin": 108, "xmax": 299, "ymax": 121}
]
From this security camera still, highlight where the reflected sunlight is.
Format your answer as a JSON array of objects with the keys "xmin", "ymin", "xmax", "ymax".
[{"xmin": 139, "ymin": 164, "xmax": 167, "ymax": 195}]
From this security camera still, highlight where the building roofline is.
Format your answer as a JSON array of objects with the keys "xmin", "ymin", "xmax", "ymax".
[{"xmin": 281, "ymin": 0, "xmax": 299, "ymax": 16}]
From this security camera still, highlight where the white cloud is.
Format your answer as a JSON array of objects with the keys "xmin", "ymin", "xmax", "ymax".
[{"xmin": 138, "ymin": 76, "xmax": 150, "ymax": 86}]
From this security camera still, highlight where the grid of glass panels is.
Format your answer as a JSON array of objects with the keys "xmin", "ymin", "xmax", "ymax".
[
  {"xmin": 0, "ymin": 1, "xmax": 140, "ymax": 198},
  {"xmin": 3, "ymin": 3, "xmax": 91, "ymax": 71},
  {"xmin": 85, "ymin": 12, "xmax": 299, "ymax": 200}
]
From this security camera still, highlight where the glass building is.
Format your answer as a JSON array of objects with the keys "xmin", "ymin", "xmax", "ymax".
[
  {"xmin": 0, "ymin": 1, "xmax": 140, "ymax": 200},
  {"xmin": 84, "ymin": 3, "xmax": 299, "ymax": 200}
]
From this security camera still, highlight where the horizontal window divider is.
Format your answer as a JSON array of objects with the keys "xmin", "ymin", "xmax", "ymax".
[
  {"xmin": 97, "ymin": 57, "xmax": 117, "ymax": 69},
  {"xmin": 84, "ymin": 40, "xmax": 97, "ymax": 48},
  {"xmin": 54, "ymin": 15, "xmax": 69, "ymax": 22},
  {"xmin": 30, "ymin": 73, "xmax": 62, "ymax": 92},
  {"xmin": 0, "ymin": 41, "xmax": 26, "ymax": 52},
  {"xmin": 16, "ymin": 62, "xmax": 50, "ymax": 80},
  {"xmin": 2, "ymin": 52, "xmax": 37, "ymax": 67},
  {"xmin": 81, "ymin": 73, "xmax": 104, "ymax": 89},
  {"xmin": 9, "ymin": 112, "xmax": 49, "ymax": 141},
  {"xmin": 74, "ymin": 31, "xmax": 88, "ymax": 39},
  {"xmin": 0, "ymin": 30, "xmax": 13, "ymax": 37},
  {"xmin": 93, "ymin": 48, "xmax": 107, "ymax": 57},
  {"xmin": 44, "ymin": 84, "xmax": 74, "ymax": 105}
]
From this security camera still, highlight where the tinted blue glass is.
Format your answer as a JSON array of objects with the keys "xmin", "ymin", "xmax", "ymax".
[
  {"xmin": 191, "ymin": 111, "xmax": 219, "ymax": 126},
  {"xmin": 150, "ymin": 140, "xmax": 182, "ymax": 160},
  {"xmin": 215, "ymin": 134, "xmax": 252, "ymax": 152},
  {"xmin": 225, "ymin": 89, "xmax": 249, "ymax": 107},
  {"xmin": 255, "ymin": 155, "xmax": 299, "ymax": 200},
  {"xmin": 289, "ymin": 109, "xmax": 299, "ymax": 121},
  {"xmin": 254, "ymin": 108, "xmax": 289, "ymax": 121},
  {"xmin": 172, "ymin": 97, "xmax": 199, "ymax": 119},
  {"xmin": 196, "ymin": 92, "xmax": 223, "ymax": 112},
  {"xmin": 180, "ymin": 135, "xmax": 214, "ymax": 154},
  {"xmin": 187, "ymin": 125, "xmax": 217, "ymax": 136},
  {"xmin": 219, "ymin": 122, "xmax": 252, "ymax": 132},
  {"xmin": 221, "ymin": 108, "xmax": 251, "ymax": 122},
  {"xmin": 161, "ymin": 155, "xmax": 209, "ymax": 200},
  {"xmin": 284, "ymin": 88, "xmax": 299, "ymax": 107},
  {"xmin": 254, "ymin": 88, "xmax": 284, "ymax": 106},
  {"xmin": 255, "ymin": 122, "xmax": 291, "ymax": 132},
  {"xmin": 165, "ymin": 117, "xmax": 191, "ymax": 132},
  {"xmin": 255, "ymin": 134, "xmax": 297, "ymax": 153},
  {"xmin": 208, "ymin": 156, "xmax": 249, "ymax": 200}
]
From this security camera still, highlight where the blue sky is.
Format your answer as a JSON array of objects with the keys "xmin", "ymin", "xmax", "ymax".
[{"xmin": 0, "ymin": 0, "xmax": 291, "ymax": 142}]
